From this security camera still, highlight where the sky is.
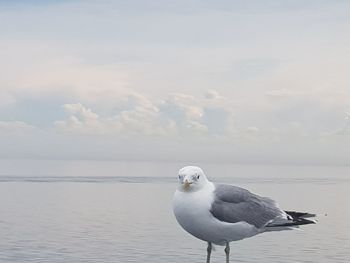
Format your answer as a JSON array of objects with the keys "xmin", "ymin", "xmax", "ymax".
[{"xmin": 1, "ymin": 0, "xmax": 350, "ymax": 165}]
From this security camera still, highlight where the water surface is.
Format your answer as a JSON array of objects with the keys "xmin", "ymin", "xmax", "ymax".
[{"xmin": 0, "ymin": 160, "xmax": 349, "ymax": 262}]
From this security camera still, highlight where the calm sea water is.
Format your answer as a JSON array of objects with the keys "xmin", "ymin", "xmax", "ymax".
[{"xmin": 0, "ymin": 159, "xmax": 349, "ymax": 263}]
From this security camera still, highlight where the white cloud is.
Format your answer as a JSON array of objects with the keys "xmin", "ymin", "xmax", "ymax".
[
  {"xmin": 63, "ymin": 103, "xmax": 99, "ymax": 120},
  {"xmin": 0, "ymin": 121, "xmax": 34, "ymax": 134},
  {"xmin": 54, "ymin": 92, "xmax": 230, "ymax": 137},
  {"xmin": 55, "ymin": 103, "xmax": 115, "ymax": 136},
  {"xmin": 0, "ymin": 91, "xmax": 16, "ymax": 107},
  {"xmin": 55, "ymin": 100, "xmax": 176, "ymax": 137},
  {"xmin": 54, "ymin": 103, "xmax": 102, "ymax": 135},
  {"xmin": 0, "ymin": 42, "xmax": 131, "ymax": 108},
  {"xmin": 159, "ymin": 93, "xmax": 206, "ymax": 134},
  {"xmin": 324, "ymin": 112, "xmax": 350, "ymax": 136},
  {"xmin": 205, "ymin": 89, "xmax": 224, "ymax": 100},
  {"xmin": 265, "ymin": 88, "xmax": 295, "ymax": 98}
]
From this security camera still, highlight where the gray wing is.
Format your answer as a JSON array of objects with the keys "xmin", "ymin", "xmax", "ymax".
[{"xmin": 210, "ymin": 184, "xmax": 285, "ymax": 228}]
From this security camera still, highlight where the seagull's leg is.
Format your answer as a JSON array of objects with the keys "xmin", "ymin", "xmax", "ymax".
[
  {"xmin": 224, "ymin": 242, "xmax": 230, "ymax": 263},
  {"xmin": 206, "ymin": 242, "xmax": 212, "ymax": 263}
]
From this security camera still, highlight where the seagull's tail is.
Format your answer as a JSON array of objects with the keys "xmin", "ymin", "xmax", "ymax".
[{"xmin": 267, "ymin": 210, "xmax": 316, "ymax": 229}]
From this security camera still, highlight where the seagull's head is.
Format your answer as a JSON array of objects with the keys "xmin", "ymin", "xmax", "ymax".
[{"xmin": 177, "ymin": 166, "xmax": 208, "ymax": 192}]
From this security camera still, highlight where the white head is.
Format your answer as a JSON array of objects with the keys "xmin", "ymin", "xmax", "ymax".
[{"xmin": 177, "ymin": 166, "xmax": 209, "ymax": 192}]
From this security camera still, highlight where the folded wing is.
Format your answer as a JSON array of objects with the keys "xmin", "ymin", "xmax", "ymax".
[{"xmin": 210, "ymin": 184, "xmax": 288, "ymax": 229}]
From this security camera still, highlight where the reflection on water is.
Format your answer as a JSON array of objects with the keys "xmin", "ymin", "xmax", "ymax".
[{"xmin": 0, "ymin": 160, "xmax": 349, "ymax": 262}]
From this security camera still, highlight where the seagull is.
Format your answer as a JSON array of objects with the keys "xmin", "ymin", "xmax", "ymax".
[{"xmin": 173, "ymin": 166, "xmax": 316, "ymax": 263}]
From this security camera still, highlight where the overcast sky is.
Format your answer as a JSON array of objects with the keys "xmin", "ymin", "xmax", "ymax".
[{"xmin": 1, "ymin": 0, "xmax": 350, "ymax": 165}]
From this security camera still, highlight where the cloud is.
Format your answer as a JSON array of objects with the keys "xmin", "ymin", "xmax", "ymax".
[
  {"xmin": 339, "ymin": 112, "xmax": 350, "ymax": 135},
  {"xmin": 159, "ymin": 93, "xmax": 207, "ymax": 134},
  {"xmin": 0, "ymin": 91, "xmax": 16, "ymax": 107},
  {"xmin": 63, "ymin": 103, "xmax": 99, "ymax": 120},
  {"xmin": 202, "ymin": 107, "xmax": 232, "ymax": 135},
  {"xmin": 0, "ymin": 121, "xmax": 34, "ymax": 134},
  {"xmin": 324, "ymin": 112, "xmax": 350, "ymax": 136},
  {"xmin": 54, "ymin": 92, "xmax": 233, "ymax": 137},
  {"xmin": 0, "ymin": 41, "xmax": 131, "ymax": 109},
  {"xmin": 54, "ymin": 103, "xmax": 103, "ymax": 135},
  {"xmin": 55, "ymin": 100, "xmax": 177, "ymax": 137},
  {"xmin": 265, "ymin": 88, "xmax": 295, "ymax": 98},
  {"xmin": 205, "ymin": 89, "xmax": 224, "ymax": 100}
]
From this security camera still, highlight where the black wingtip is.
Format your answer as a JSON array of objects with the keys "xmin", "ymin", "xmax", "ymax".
[
  {"xmin": 267, "ymin": 218, "xmax": 316, "ymax": 228},
  {"xmin": 267, "ymin": 210, "xmax": 317, "ymax": 228},
  {"xmin": 285, "ymin": 210, "xmax": 316, "ymax": 219}
]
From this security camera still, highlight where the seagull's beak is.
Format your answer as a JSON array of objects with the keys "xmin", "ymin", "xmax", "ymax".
[{"xmin": 183, "ymin": 180, "xmax": 192, "ymax": 190}]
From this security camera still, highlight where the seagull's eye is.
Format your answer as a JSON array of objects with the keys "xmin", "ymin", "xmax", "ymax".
[{"xmin": 197, "ymin": 175, "xmax": 200, "ymax": 179}]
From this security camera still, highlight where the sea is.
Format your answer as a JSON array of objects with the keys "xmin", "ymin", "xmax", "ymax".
[{"xmin": 0, "ymin": 159, "xmax": 349, "ymax": 263}]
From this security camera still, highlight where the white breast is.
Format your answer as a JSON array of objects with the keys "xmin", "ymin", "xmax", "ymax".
[
  {"xmin": 173, "ymin": 182, "xmax": 215, "ymax": 240},
  {"xmin": 172, "ymin": 182, "xmax": 258, "ymax": 245}
]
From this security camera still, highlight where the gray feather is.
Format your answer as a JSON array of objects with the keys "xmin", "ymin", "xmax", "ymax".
[{"xmin": 210, "ymin": 184, "xmax": 285, "ymax": 228}]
